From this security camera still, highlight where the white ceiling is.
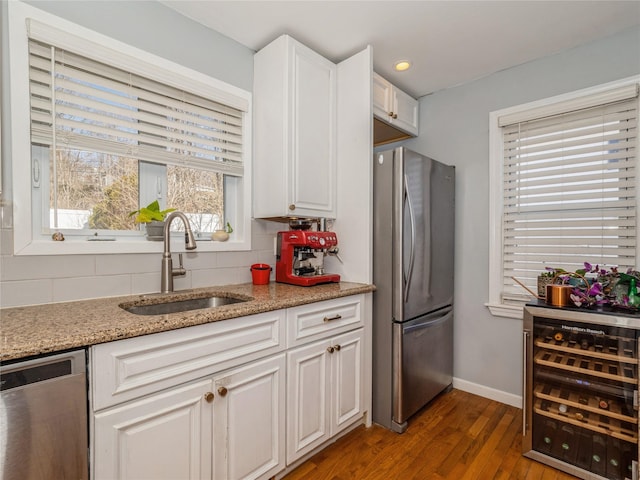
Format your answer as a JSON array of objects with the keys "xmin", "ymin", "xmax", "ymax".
[{"xmin": 161, "ymin": 1, "xmax": 640, "ymax": 99}]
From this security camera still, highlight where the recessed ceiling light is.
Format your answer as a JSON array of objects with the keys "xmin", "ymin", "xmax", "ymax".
[{"xmin": 394, "ymin": 60, "xmax": 411, "ymax": 72}]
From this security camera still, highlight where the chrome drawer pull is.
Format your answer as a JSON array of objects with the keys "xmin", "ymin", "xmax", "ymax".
[{"xmin": 323, "ymin": 314, "xmax": 342, "ymax": 322}]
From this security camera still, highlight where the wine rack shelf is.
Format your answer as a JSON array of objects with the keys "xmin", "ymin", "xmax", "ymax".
[
  {"xmin": 534, "ymin": 338, "xmax": 637, "ymax": 365},
  {"xmin": 534, "ymin": 398, "xmax": 637, "ymax": 444},
  {"xmin": 534, "ymin": 384, "xmax": 637, "ymax": 426},
  {"xmin": 524, "ymin": 305, "xmax": 640, "ymax": 480},
  {"xmin": 534, "ymin": 348, "xmax": 637, "ymax": 385}
]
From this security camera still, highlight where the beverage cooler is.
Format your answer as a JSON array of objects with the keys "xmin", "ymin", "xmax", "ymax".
[{"xmin": 523, "ymin": 304, "xmax": 640, "ymax": 480}]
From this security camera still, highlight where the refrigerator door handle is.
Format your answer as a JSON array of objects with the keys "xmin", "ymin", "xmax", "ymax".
[
  {"xmin": 403, "ymin": 174, "xmax": 416, "ymax": 304},
  {"xmin": 401, "ymin": 310, "xmax": 451, "ymax": 334}
]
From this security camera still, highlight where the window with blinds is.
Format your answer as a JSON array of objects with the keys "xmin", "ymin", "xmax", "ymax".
[
  {"xmin": 500, "ymin": 94, "xmax": 638, "ymax": 304},
  {"xmin": 27, "ymin": 36, "xmax": 246, "ymax": 236},
  {"xmin": 9, "ymin": 3, "xmax": 252, "ymax": 254},
  {"xmin": 29, "ymin": 40, "xmax": 244, "ymax": 177}
]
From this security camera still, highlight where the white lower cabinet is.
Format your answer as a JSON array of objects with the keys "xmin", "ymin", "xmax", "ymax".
[
  {"xmin": 93, "ymin": 355, "xmax": 285, "ymax": 480},
  {"xmin": 286, "ymin": 328, "xmax": 364, "ymax": 463},
  {"xmin": 93, "ymin": 379, "xmax": 214, "ymax": 480},
  {"xmin": 91, "ymin": 295, "xmax": 367, "ymax": 479},
  {"xmin": 213, "ymin": 355, "xmax": 286, "ymax": 480}
]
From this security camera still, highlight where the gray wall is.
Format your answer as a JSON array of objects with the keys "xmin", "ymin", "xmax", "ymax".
[
  {"xmin": 405, "ymin": 26, "xmax": 640, "ymax": 398},
  {"xmin": 0, "ymin": 1, "xmax": 277, "ymax": 307},
  {"xmin": 25, "ymin": 1, "xmax": 254, "ymax": 91}
]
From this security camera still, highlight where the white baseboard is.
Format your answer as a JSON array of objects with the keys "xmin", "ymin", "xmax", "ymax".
[{"xmin": 453, "ymin": 377, "xmax": 522, "ymax": 409}]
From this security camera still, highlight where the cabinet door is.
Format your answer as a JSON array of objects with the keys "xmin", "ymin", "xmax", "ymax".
[
  {"xmin": 290, "ymin": 40, "xmax": 337, "ymax": 218},
  {"xmin": 253, "ymin": 35, "xmax": 337, "ymax": 219},
  {"xmin": 372, "ymin": 72, "xmax": 419, "ymax": 137},
  {"xmin": 330, "ymin": 328, "xmax": 364, "ymax": 435},
  {"xmin": 93, "ymin": 379, "xmax": 213, "ymax": 480},
  {"xmin": 286, "ymin": 339, "xmax": 332, "ymax": 463},
  {"xmin": 213, "ymin": 354, "xmax": 286, "ymax": 480},
  {"xmin": 392, "ymin": 87, "xmax": 419, "ymax": 136},
  {"xmin": 372, "ymin": 73, "xmax": 393, "ymax": 120},
  {"xmin": 286, "ymin": 328, "xmax": 364, "ymax": 463}
]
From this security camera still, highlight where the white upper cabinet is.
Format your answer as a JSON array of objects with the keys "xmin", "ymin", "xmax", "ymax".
[
  {"xmin": 372, "ymin": 73, "xmax": 394, "ymax": 121},
  {"xmin": 372, "ymin": 72, "xmax": 419, "ymax": 137},
  {"xmin": 254, "ymin": 35, "xmax": 337, "ymax": 219}
]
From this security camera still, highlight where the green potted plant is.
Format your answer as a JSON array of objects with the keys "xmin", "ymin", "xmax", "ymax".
[{"xmin": 129, "ymin": 200, "xmax": 175, "ymax": 240}]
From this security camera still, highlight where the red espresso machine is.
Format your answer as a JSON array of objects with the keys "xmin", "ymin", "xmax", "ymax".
[{"xmin": 275, "ymin": 229, "xmax": 341, "ymax": 286}]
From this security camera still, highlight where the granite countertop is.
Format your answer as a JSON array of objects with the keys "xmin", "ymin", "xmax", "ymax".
[{"xmin": 0, "ymin": 281, "xmax": 375, "ymax": 362}]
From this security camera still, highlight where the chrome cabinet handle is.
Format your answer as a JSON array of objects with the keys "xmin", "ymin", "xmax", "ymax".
[{"xmin": 323, "ymin": 314, "xmax": 342, "ymax": 322}]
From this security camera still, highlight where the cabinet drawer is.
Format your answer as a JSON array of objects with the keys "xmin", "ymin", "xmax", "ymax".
[
  {"xmin": 91, "ymin": 310, "xmax": 285, "ymax": 411},
  {"xmin": 287, "ymin": 295, "xmax": 363, "ymax": 347}
]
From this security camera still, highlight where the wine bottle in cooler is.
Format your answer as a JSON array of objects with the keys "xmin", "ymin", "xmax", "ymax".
[
  {"xmin": 621, "ymin": 441, "xmax": 635, "ymax": 480},
  {"xmin": 559, "ymin": 424, "xmax": 578, "ymax": 464},
  {"xmin": 606, "ymin": 439, "xmax": 622, "ymax": 480},
  {"xmin": 551, "ymin": 422, "xmax": 568, "ymax": 460},
  {"xmin": 591, "ymin": 434, "xmax": 607, "ymax": 477},
  {"xmin": 536, "ymin": 418, "xmax": 556, "ymax": 454},
  {"xmin": 574, "ymin": 428, "xmax": 592, "ymax": 471}
]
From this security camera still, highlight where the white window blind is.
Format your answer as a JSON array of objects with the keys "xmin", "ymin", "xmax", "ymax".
[
  {"xmin": 501, "ymin": 94, "xmax": 638, "ymax": 303},
  {"xmin": 28, "ymin": 39, "xmax": 244, "ymax": 177}
]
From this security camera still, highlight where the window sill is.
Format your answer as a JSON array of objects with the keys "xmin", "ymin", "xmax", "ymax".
[
  {"xmin": 485, "ymin": 302, "xmax": 524, "ymax": 320},
  {"xmin": 13, "ymin": 234, "xmax": 251, "ymax": 256}
]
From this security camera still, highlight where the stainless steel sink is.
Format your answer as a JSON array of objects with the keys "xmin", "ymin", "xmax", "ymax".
[{"xmin": 122, "ymin": 296, "xmax": 247, "ymax": 316}]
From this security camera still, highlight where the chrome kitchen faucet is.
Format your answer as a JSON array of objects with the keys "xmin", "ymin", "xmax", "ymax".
[{"xmin": 161, "ymin": 211, "xmax": 197, "ymax": 293}]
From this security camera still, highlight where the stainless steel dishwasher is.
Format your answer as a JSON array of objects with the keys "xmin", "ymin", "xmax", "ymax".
[{"xmin": 0, "ymin": 349, "xmax": 88, "ymax": 480}]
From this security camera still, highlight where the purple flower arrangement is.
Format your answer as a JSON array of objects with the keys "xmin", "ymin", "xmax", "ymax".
[{"xmin": 545, "ymin": 263, "xmax": 640, "ymax": 310}]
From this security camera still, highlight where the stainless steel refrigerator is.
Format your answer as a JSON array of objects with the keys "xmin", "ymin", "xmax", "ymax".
[{"xmin": 372, "ymin": 146, "xmax": 455, "ymax": 433}]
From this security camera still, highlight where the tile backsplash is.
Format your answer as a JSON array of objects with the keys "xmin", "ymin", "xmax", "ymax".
[{"xmin": 0, "ymin": 220, "xmax": 279, "ymax": 308}]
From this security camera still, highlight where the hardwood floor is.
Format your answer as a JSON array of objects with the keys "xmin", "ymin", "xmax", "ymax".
[{"xmin": 282, "ymin": 389, "xmax": 578, "ymax": 480}]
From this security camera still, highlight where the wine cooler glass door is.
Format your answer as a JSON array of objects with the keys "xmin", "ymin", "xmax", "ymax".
[{"xmin": 525, "ymin": 311, "xmax": 638, "ymax": 480}]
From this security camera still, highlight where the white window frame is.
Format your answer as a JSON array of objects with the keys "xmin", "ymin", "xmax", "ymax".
[
  {"xmin": 7, "ymin": 1, "xmax": 252, "ymax": 255},
  {"xmin": 487, "ymin": 76, "xmax": 640, "ymax": 319}
]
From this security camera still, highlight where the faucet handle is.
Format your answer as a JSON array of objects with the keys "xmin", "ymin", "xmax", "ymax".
[{"xmin": 170, "ymin": 253, "xmax": 187, "ymax": 280}]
